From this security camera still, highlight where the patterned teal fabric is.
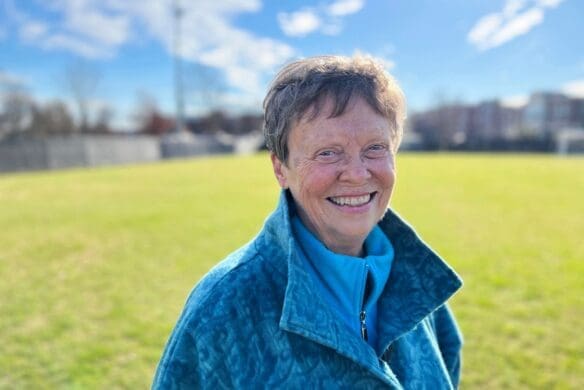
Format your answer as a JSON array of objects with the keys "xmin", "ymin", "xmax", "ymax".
[{"xmin": 153, "ymin": 191, "xmax": 463, "ymax": 389}]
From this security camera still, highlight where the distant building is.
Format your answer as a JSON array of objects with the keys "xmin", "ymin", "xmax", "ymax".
[
  {"xmin": 556, "ymin": 128, "xmax": 584, "ymax": 155},
  {"xmin": 409, "ymin": 90, "xmax": 583, "ymax": 151},
  {"xmin": 410, "ymin": 104, "xmax": 472, "ymax": 150},
  {"xmin": 523, "ymin": 92, "xmax": 572, "ymax": 139},
  {"xmin": 568, "ymin": 98, "xmax": 584, "ymax": 127},
  {"xmin": 471, "ymin": 100, "xmax": 502, "ymax": 141},
  {"xmin": 500, "ymin": 105, "xmax": 523, "ymax": 140},
  {"xmin": 468, "ymin": 101, "xmax": 523, "ymax": 146}
]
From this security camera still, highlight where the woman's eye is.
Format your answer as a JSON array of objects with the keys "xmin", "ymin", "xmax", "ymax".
[
  {"xmin": 316, "ymin": 150, "xmax": 341, "ymax": 162},
  {"xmin": 366, "ymin": 144, "xmax": 388, "ymax": 157}
]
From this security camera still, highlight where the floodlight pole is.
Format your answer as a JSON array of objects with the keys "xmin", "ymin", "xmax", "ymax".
[{"xmin": 173, "ymin": 0, "xmax": 185, "ymax": 133}]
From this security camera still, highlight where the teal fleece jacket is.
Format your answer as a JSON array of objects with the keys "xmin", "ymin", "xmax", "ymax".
[{"xmin": 153, "ymin": 191, "xmax": 463, "ymax": 389}]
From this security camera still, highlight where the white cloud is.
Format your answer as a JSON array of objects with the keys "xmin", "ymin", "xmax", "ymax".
[
  {"xmin": 11, "ymin": 0, "xmax": 131, "ymax": 58},
  {"xmin": 501, "ymin": 95, "xmax": 529, "ymax": 108},
  {"xmin": 488, "ymin": 8, "xmax": 543, "ymax": 49},
  {"xmin": 278, "ymin": 0, "xmax": 366, "ymax": 37},
  {"xmin": 536, "ymin": 0, "xmax": 563, "ymax": 8},
  {"xmin": 43, "ymin": 34, "xmax": 114, "ymax": 59},
  {"xmin": 278, "ymin": 9, "xmax": 322, "ymax": 37},
  {"xmin": 139, "ymin": 1, "xmax": 295, "ymax": 95},
  {"xmin": 173, "ymin": 4, "xmax": 295, "ymax": 95},
  {"xmin": 562, "ymin": 80, "xmax": 584, "ymax": 98},
  {"xmin": 468, "ymin": 14, "xmax": 503, "ymax": 46},
  {"xmin": 6, "ymin": 1, "xmax": 295, "ymax": 98},
  {"xmin": 467, "ymin": 0, "xmax": 563, "ymax": 51},
  {"xmin": 327, "ymin": 0, "xmax": 365, "ymax": 17},
  {"xmin": 62, "ymin": 4, "xmax": 130, "ymax": 47}
]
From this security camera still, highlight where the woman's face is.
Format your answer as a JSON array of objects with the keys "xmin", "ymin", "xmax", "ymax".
[{"xmin": 272, "ymin": 96, "xmax": 396, "ymax": 257}]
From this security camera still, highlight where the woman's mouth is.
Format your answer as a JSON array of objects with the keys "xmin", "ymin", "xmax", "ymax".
[{"xmin": 327, "ymin": 192, "xmax": 376, "ymax": 207}]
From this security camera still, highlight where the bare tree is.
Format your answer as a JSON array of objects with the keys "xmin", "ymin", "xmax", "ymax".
[
  {"xmin": 92, "ymin": 105, "xmax": 114, "ymax": 133},
  {"xmin": 133, "ymin": 91, "xmax": 174, "ymax": 135},
  {"xmin": 61, "ymin": 60, "xmax": 100, "ymax": 132},
  {"xmin": 28, "ymin": 100, "xmax": 76, "ymax": 135},
  {"xmin": 0, "ymin": 90, "xmax": 34, "ymax": 138}
]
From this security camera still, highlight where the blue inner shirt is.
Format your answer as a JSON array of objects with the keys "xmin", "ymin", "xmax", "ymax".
[{"xmin": 291, "ymin": 215, "xmax": 394, "ymax": 354}]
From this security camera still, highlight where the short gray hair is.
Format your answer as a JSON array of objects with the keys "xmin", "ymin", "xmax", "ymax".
[{"xmin": 263, "ymin": 55, "xmax": 406, "ymax": 164}]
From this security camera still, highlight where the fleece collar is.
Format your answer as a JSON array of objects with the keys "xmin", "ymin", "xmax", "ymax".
[
  {"xmin": 291, "ymin": 214, "xmax": 393, "ymax": 353},
  {"xmin": 260, "ymin": 191, "xmax": 462, "ymax": 384}
]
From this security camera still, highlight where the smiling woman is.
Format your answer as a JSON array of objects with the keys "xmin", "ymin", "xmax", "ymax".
[{"xmin": 153, "ymin": 55, "xmax": 464, "ymax": 389}]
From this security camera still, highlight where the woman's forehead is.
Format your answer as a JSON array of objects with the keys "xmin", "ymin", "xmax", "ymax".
[{"xmin": 291, "ymin": 99, "xmax": 391, "ymax": 142}]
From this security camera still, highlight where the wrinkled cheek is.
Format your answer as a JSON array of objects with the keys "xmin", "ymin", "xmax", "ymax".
[
  {"xmin": 380, "ymin": 168, "xmax": 397, "ymax": 190},
  {"xmin": 301, "ymin": 170, "xmax": 336, "ymax": 194},
  {"xmin": 298, "ymin": 182, "xmax": 331, "ymax": 216},
  {"xmin": 297, "ymin": 184, "xmax": 325, "ymax": 209}
]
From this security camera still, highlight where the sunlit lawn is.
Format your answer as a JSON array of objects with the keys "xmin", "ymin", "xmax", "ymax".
[{"xmin": 0, "ymin": 153, "xmax": 582, "ymax": 388}]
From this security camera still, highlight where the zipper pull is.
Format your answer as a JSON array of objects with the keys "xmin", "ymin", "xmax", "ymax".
[{"xmin": 360, "ymin": 310, "xmax": 368, "ymax": 341}]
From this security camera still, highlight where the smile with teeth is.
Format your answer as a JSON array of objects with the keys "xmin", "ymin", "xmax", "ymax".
[{"xmin": 328, "ymin": 192, "xmax": 376, "ymax": 207}]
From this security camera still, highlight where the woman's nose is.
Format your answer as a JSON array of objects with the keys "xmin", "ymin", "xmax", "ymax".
[{"xmin": 338, "ymin": 156, "xmax": 371, "ymax": 183}]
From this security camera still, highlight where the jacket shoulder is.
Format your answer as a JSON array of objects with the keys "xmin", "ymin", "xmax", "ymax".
[
  {"xmin": 153, "ymin": 238, "xmax": 286, "ymax": 388},
  {"xmin": 186, "ymin": 238, "xmax": 285, "ymax": 321}
]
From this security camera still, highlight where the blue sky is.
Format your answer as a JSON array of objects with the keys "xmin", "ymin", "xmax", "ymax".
[{"xmin": 1, "ymin": 0, "xmax": 583, "ymax": 129}]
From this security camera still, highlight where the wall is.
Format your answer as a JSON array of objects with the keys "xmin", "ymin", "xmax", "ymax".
[{"xmin": 0, "ymin": 134, "xmax": 161, "ymax": 173}]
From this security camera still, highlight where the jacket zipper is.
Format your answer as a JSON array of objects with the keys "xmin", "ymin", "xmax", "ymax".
[
  {"xmin": 360, "ymin": 310, "xmax": 368, "ymax": 341},
  {"xmin": 360, "ymin": 264, "xmax": 369, "ymax": 342}
]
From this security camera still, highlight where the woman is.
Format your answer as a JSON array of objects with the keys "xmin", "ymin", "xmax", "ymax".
[{"xmin": 153, "ymin": 55, "xmax": 463, "ymax": 389}]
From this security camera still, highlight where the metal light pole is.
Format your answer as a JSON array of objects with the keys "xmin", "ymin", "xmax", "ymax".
[{"xmin": 173, "ymin": 0, "xmax": 185, "ymax": 133}]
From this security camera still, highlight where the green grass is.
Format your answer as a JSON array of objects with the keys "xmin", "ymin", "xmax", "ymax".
[{"xmin": 0, "ymin": 153, "xmax": 582, "ymax": 389}]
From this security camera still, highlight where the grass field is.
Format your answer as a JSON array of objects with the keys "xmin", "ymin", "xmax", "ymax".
[{"xmin": 0, "ymin": 153, "xmax": 582, "ymax": 389}]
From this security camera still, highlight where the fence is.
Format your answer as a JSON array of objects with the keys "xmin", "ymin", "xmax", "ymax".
[{"xmin": 0, "ymin": 134, "xmax": 160, "ymax": 173}]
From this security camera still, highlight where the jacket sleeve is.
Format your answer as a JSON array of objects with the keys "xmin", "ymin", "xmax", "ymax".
[
  {"xmin": 152, "ymin": 309, "xmax": 202, "ymax": 390},
  {"xmin": 431, "ymin": 304, "xmax": 464, "ymax": 388}
]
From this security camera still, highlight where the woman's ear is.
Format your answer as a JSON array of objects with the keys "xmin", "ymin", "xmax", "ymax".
[{"xmin": 271, "ymin": 153, "xmax": 288, "ymax": 189}]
